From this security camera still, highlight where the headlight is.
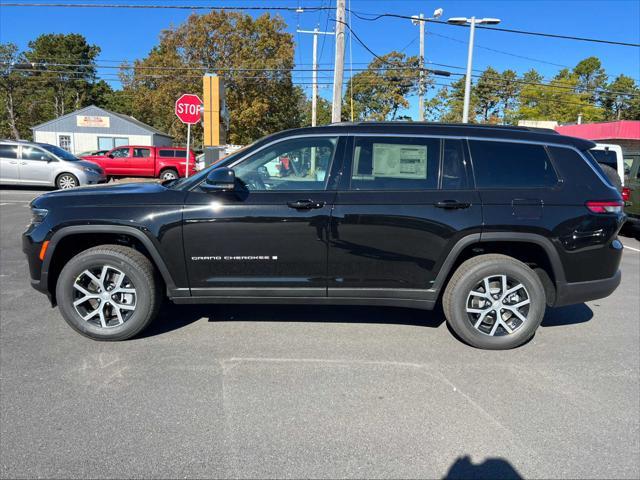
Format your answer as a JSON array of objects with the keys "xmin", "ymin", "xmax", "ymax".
[
  {"xmin": 30, "ymin": 208, "xmax": 48, "ymax": 225},
  {"xmin": 83, "ymin": 166, "xmax": 102, "ymax": 174}
]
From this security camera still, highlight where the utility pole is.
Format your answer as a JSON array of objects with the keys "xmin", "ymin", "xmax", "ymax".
[
  {"xmin": 297, "ymin": 27, "xmax": 335, "ymax": 126},
  {"xmin": 412, "ymin": 9, "xmax": 443, "ymax": 122},
  {"xmin": 331, "ymin": 0, "xmax": 346, "ymax": 123}
]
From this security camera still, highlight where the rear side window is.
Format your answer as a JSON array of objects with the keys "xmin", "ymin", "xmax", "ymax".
[
  {"xmin": 350, "ymin": 137, "xmax": 439, "ymax": 190},
  {"xmin": 469, "ymin": 140, "xmax": 558, "ymax": 188},
  {"xmin": 0, "ymin": 145, "xmax": 18, "ymax": 159},
  {"xmin": 174, "ymin": 150, "xmax": 187, "ymax": 158},
  {"xmin": 158, "ymin": 150, "xmax": 175, "ymax": 158},
  {"xmin": 590, "ymin": 149, "xmax": 617, "ymax": 169}
]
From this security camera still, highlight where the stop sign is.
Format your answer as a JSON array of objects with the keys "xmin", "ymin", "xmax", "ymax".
[{"xmin": 175, "ymin": 94, "xmax": 202, "ymax": 124}]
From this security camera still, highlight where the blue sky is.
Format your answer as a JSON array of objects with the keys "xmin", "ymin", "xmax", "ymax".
[{"xmin": 1, "ymin": 0, "xmax": 639, "ymax": 118}]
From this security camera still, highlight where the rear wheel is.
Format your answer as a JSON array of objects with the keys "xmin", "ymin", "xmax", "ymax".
[
  {"xmin": 443, "ymin": 254, "xmax": 546, "ymax": 349},
  {"xmin": 56, "ymin": 245, "xmax": 162, "ymax": 341},
  {"xmin": 56, "ymin": 173, "xmax": 78, "ymax": 189},
  {"xmin": 160, "ymin": 169, "xmax": 179, "ymax": 181}
]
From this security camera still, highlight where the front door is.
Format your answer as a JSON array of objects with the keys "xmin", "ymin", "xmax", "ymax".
[
  {"xmin": 328, "ymin": 136, "xmax": 482, "ymax": 300},
  {"xmin": 19, "ymin": 145, "xmax": 55, "ymax": 185},
  {"xmin": 103, "ymin": 147, "xmax": 132, "ymax": 176},
  {"xmin": 183, "ymin": 135, "xmax": 344, "ymax": 297}
]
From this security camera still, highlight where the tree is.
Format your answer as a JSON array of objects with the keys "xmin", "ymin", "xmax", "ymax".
[
  {"xmin": 122, "ymin": 10, "xmax": 302, "ymax": 145},
  {"xmin": 0, "ymin": 43, "xmax": 26, "ymax": 139},
  {"xmin": 497, "ymin": 69, "xmax": 520, "ymax": 124},
  {"xmin": 602, "ymin": 74, "xmax": 640, "ymax": 120},
  {"xmin": 573, "ymin": 56, "xmax": 607, "ymax": 102},
  {"xmin": 298, "ymin": 91, "xmax": 332, "ymax": 126},
  {"xmin": 343, "ymin": 51, "xmax": 420, "ymax": 121},
  {"xmin": 474, "ymin": 67, "xmax": 501, "ymax": 122},
  {"xmin": 423, "ymin": 86, "xmax": 449, "ymax": 121},
  {"xmin": 24, "ymin": 34, "xmax": 100, "ymax": 117},
  {"xmin": 439, "ymin": 76, "xmax": 476, "ymax": 123}
]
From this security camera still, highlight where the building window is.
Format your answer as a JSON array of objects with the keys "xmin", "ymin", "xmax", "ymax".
[
  {"xmin": 59, "ymin": 135, "xmax": 72, "ymax": 152},
  {"xmin": 97, "ymin": 137, "xmax": 128, "ymax": 150}
]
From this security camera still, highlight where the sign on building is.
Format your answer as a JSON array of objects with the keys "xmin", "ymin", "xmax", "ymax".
[{"xmin": 76, "ymin": 115, "xmax": 110, "ymax": 128}]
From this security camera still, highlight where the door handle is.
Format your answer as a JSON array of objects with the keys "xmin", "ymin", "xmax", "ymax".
[
  {"xmin": 9, "ymin": 161, "xmax": 18, "ymax": 164},
  {"xmin": 20, "ymin": 162, "xmax": 27, "ymax": 165},
  {"xmin": 434, "ymin": 200, "xmax": 471, "ymax": 209},
  {"xmin": 287, "ymin": 199, "xmax": 325, "ymax": 210}
]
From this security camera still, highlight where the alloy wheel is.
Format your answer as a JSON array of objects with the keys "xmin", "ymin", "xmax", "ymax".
[
  {"xmin": 466, "ymin": 274, "xmax": 531, "ymax": 336},
  {"xmin": 161, "ymin": 171, "xmax": 177, "ymax": 180},
  {"xmin": 58, "ymin": 175, "xmax": 77, "ymax": 189},
  {"xmin": 72, "ymin": 265, "xmax": 137, "ymax": 328}
]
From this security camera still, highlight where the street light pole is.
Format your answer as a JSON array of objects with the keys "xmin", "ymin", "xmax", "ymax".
[
  {"xmin": 297, "ymin": 27, "xmax": 335, "ymax": 127},
  {"xmin": 447, "ymin": 16, "xmax": 501, "ymax": 123},
  {"xmin": 462, "ymin": 17, "xmax": 476, "ymax": 124}
]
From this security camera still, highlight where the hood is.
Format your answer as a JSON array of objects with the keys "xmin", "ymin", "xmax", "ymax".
[
  {"xmin": 31, "ymin": 181, "xmax": 186, "ymax": 208},
  {"xmin": 71, "ymin": 159, "xmax": 104, "ymax": 170}
]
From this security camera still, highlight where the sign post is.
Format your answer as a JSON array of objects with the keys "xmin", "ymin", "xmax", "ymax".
[{"xmin": 175, "ymin": 93, "xmax": 203, "ymax": 178}]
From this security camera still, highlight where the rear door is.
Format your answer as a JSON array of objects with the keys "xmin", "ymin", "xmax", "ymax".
[
  {"xmin": 130, "ymin": 147, "xmax": 154, "ymax": 177},
  {"xmin": 0, "ymin": 144, "xmax": 20, "ymax": 184},
  {"xmin": 328, "ymin": 135, "xmax": 482, "ymax": 300},
  {"xmin": 19, "ymin": 145, "xmax": 55, "ymax": 185}
]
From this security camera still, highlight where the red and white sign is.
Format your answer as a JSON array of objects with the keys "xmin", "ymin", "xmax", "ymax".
[{"xmin": 175, "ymin": 94, "xmax": 202, "ymax": 124}]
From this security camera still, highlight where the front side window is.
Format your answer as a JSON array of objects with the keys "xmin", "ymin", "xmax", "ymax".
[
  {"xmin": 350, "ymin": 137, "xmax": 439, "ymax": 191},
  {"xmin": 469, "ymin": 140, "xmax": 558, "ymax": 188},
  {"xmin": 111, "ymin": 147, "xmax": 131, "ymax": 158},
  {"xmin": 133, "ymin": 148, "xmax": 151, "ymax": 158},
  {"xmin": 233, "ymin": 137, "xmax": 337, "ymax": 191},
  {"xmin": 22, "ymin": 146, "xmax": 54, "ymax": 162}
]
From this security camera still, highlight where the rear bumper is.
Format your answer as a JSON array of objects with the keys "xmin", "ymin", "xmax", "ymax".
[{"xmin": 554, "ymin": 270, "xmax": 621, "ymax": 307}]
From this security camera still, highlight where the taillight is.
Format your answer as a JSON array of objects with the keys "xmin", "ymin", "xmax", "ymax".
[
  {"xmin": 585, "ymin": 200, "xmax": 624, "ymax": 213},
  {"xmin": 622, "ymin": 187, "xmax": 630, "ymax": 202}
]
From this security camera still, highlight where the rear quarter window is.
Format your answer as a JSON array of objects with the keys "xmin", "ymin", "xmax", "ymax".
[
  {"xmin": 158, "ymin": 150, "xmax": 175, "ymax": 158},
  {"xmin": 469, "ymin": 140, "xmax": 558, "ymax": 188}
]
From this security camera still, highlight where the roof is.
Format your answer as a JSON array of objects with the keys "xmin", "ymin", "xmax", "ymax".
[
  {"xmin": 267, "ymin": 121, "xmax": 595, "ymax": 150},
  {"xmin": 31, "ymin": 105, "xmax": 171, "ymax": 138},
  {"xmin": 555, "ymin": 121, "xmax": 640, "ymax": 141}
]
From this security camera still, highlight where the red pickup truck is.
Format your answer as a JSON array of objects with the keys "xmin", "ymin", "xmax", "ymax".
[{"xmin": 81, "ymin": 146, "xmax": 196, "ymax": 180}]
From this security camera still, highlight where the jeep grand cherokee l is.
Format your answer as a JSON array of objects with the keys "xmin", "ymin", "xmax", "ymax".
[{"xmin": 23, "ymin": 123, "xmax": 625, "ymax": 349}]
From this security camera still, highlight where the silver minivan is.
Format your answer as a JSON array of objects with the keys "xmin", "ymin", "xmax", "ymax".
[{"xmin": 0, "ymin": 140, "xmax": 106, "ymax": 189}]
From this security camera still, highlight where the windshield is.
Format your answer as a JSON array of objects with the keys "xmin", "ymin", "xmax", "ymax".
[
  {"xmin": 168, "ymin": 143, "xmax": 254, "ymax": 190},
  {"xmin": 40, "ymin": 144, "xmax": 81, "ymax": 161}
]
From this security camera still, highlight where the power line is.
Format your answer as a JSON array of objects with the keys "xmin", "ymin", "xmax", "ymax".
[{"xmin": 4, "ymin": 2, "xmax": 639, "ymax": 47}]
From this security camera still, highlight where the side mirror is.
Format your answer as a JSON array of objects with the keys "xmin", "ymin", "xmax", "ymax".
[
  {"xmin": 202, "ymin": 167, "xmax": 236, "ymax": 192},
  {"xmin": 108, "ymin": 154, "xmax": 114, "ymax": 158}
]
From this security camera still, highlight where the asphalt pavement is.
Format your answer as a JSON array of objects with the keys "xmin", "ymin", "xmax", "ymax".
[{"xmin": 1, "ymin": 187, "xmax": 639, "ymax": 479}]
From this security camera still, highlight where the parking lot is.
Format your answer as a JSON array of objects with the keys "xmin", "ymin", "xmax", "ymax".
[{"xmin": 1, "ymin": 187, "xmax": 638, "ymax": 479}]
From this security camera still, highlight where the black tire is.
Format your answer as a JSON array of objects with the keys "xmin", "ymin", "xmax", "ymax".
[
  {"xmin": 55, "ymin": 245, "xmax": 162, "ymax": 341},
  {"xmin": 443, "ymin": 254, "xmax": 546, "ymax": 350},
  {"xmin": 159, "ymin": 168, "xmax": 179, "ymax": 181},
  {"xmin": 600, "ymin": 164, "xmax": 622, "ymax": 191},
  {"xmin": 56, "ymin": 173, "xmax": 79, "ymax": 189}
]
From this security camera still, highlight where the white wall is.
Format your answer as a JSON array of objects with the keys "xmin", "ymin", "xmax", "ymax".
[{"xmin": 33, "ymin": 131, "xmax": 153, "ymax": 154}]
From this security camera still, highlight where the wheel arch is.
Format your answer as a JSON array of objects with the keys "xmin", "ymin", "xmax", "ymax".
[
  {"xmin": 42, "ymin": 225, "xmax": 177, "ymax": 304},
  {"xmin": 431, "ymin": 232, "xmax": 565, "ymax": 306}
]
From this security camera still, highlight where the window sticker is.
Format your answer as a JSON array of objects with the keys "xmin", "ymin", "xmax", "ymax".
[{"xmin": 372, "ymin": 143, "xmax": 428, "ymax": 179}]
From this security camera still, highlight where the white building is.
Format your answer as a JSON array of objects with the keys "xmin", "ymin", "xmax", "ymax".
[{"xmin": 31, "ymin": 105, "xmax": 173, "ymax": 154}]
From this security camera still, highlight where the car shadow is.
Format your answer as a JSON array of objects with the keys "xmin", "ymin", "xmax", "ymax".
[
  {"xmin": 136, "ymin": 302, "xmax": 446, "ymax": 339},
  {"xmin": 0, "ymin": 185, "xmax": 54, "ymax": 192},
  {"xmin": 541, "ymin": 303, "xmax": 593, "ymax": 327},
  {"xmin": 443, "ymin": 455, "xmax": 522, "ymax": 479}
]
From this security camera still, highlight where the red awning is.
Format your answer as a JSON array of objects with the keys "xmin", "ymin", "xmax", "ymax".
[{"xmin": 555, "ymin": 121, "xmax": 640, "ymax": 141}]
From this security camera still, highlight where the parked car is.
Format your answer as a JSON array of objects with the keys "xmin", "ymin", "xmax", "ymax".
[
  {"xmin": 0, "ymin": 140, "xmax": 105, "ymax": 189},
  {"xmin": 77, "ymin": 149, "xmax": 109, "ymax": 158},
  {"xmin": 81, "ymin": 145, "xmax": 196, "ymax": 180},
  {"xmin": 24, "ymin": 123, "xmax": 624, "ymax": 349},
  {"xmin": 623, "ymin": 156, "xmax": 640, "ymax": 227},
  {"xmin": 589, "ymin": 143, "xmax": 624, "ymax": 190}
]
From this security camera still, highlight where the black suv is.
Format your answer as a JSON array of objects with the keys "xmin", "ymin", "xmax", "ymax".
[{"xmin": 23, "ymin": 123, "xmax": 625, "ymax": 349}]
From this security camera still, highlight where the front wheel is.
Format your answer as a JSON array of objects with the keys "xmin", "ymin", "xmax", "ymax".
[
  {"xmin": 56, "ymin": 173, "xmax": 79, "ymax": 189},
  {"xmin": 443, "ymin": 254, "xmax": 546, "ymax": 349},
  {"xmin": 55, "ymin": 245, "xmax": 162, "ymax": 341}
]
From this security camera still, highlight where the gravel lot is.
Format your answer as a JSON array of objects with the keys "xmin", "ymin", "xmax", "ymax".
[{"xmin": 1, "ymin": 187, "xmax": 639, "ymax": 479}]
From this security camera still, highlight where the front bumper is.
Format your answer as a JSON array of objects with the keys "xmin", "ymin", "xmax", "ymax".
[
  {"xmin": 79, "ymin": 171, "xmax": 107, "ymax": 185},
  {"xmin": 554, "ymin": 269, "xmax": 621, "ymax": 307}
]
